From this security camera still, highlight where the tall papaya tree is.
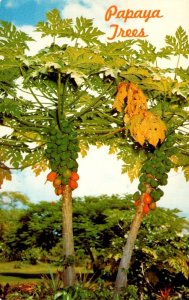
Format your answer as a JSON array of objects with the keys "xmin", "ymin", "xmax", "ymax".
[
  {"xmin": 0, "ymin": 9, "xmax": 189, "ymax": 295},
  {"xmin": 111, "ymin": 30, "xmax": 189, "ymax": 297},
  {"xmin": 0, "ymin": 10, "xmax": 120, "ymax": 286}
]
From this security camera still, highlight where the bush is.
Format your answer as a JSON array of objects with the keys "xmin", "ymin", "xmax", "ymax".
[{"xmin": 21, "ymin": 247, "xmax": 43, "ymax": 265}]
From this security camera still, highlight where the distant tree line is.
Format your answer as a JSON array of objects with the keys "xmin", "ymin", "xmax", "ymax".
[{"xmin": 0, "ymin": 192, "xmax": 189, "ymax": 297}]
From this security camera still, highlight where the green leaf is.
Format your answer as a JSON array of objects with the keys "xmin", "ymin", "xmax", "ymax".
[
  {"xmin": 63, "ymin": 47, "xmax": 104, "ymax": 73},
  {"xmin": 36, "ymin": 10, "xmax": 73, "ymax": 39},
  {"xmin": 71, "ymin": 17, "xmax": 104, "ymax": 45},
  {"xmin": 137, "ymin": 40, "xmax": 158, "ymax": 63},
  {"xmin": 162, "ymin": 26, "xmax": 189, "ymax": 58},
  {"xmin": 0, "ymin": 21, "xmax": 33, "ymax": 56},
  {"xmin": 120, "ymin": 66, "xmax": 151, "ymax": 82},
  {"xmin": 22, "ymin": 149, "xmax": 45, "ymax": 169},
  {"xmin": 36, "ymin": 10, "xmax": 104, "ymax": 45},
  {"xmin": 0, "ymin": 98, "xmax": 21, "ymax": 117},
  {"xmin": 117, "ymin": 143, "xmax": 146, "ymax": 182}
]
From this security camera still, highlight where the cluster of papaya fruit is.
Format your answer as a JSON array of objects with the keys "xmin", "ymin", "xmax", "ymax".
[
  {"xmin": 133, "ymin": 136, "xmax": 174, "ymax": 214},
  {"xmin": 45, "ymin": 118, "xmax": 80, "ymax": 195},
  {"xmin": 46, "ymin": 170, "xmax": 79, "ymax": 195}
]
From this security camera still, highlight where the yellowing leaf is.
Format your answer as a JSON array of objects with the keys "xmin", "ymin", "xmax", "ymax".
[
  {"xmin": 127, "ymin": 160, "xmax": 141, "ymax": 182},
  {"xmin": 0, "ymin": 164, "xmax": 12, "ymax": 186},
  {"xmin": 96, "ymin": 142, "xmax": 103, "ymax": 149},
  {"xmin": 125, "ymin": 82, "xmax": 147, "ymax": 118},
  {"xmin": 113, "ymin": 82, "xmax": 128, "ymax": 112},
  {"xmin": 129, "ymin": 114, "xmax": 145, "ymax": 146},
  {"xmin": 79, "ymin": 142, "xmax": 89, "ymax": 157},
  {"xmin": 32, "ymin": 160, "xmax": 48, "ymax": 176},
  {"xmin": 142, "ymin": 247, "xmax": 158, "ymax": 260},
  {"xmin": 141, "ymin": 77, "xmax": 170, "ymax": 92},
  {"xmin": 129, "ymin": 112, "xmax": 167, "ymax": 147},
  {"xmin": 182, "ymin": 165, "xmax": 189, "ymax": 181},
  {"xmin": 109, "ymin": 145, "xmax": 117, "ymax": 154},
  {"xmin": 113, "ymin": 82, "xmax": 167, "ymax": 147},
  {"xmin": 113, "ymin": 82, "xmax": 147, "ymax": 117}
]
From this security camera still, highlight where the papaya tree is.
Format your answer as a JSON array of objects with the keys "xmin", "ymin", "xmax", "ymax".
[
  {"xmin": 112, "ymin": 31, "xmax": 189, "ymax": 297},
  {"xmin": 0, "ymin": 9, "xmax": 189, "ymax": 295},
  {"xmin": 0, "ymin": 9, "xmax": 121, "ymax": 287}
]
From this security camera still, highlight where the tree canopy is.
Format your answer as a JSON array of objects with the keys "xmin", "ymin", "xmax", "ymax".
[{"xmin": 0, "ymin": 9, "xmax": 189, "ymax": 186}]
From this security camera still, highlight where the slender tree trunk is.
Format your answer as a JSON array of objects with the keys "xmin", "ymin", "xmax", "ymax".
[
  {"xmin": 114, "ymin": 190, "xmax": 151, "ymax": 299},
  {"xmin": 62, "ymin": 185, "xmax": 75, "ymax": 287}
]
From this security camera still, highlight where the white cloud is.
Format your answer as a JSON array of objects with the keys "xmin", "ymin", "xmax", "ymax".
[
  {"xmin": 4, "ymin": 0, "xmax": 29, "ymax": 8},
  {"xmin": 62, "ymin": 0, "xmax": 189, "ymax": 49},
  {"xmin": 5, "ymin": 0, "xmax": 14, "ymax": 8},
  {"xmin": 3, "ymin": 168, "xmax": 57, "ymax": 203}
]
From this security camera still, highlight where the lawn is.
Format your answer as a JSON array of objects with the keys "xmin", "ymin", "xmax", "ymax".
[{"xmin": 0, "ymin": 261, "xmax": 59, "ymax": 285}]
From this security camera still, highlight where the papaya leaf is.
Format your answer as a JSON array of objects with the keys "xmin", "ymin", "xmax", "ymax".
[
  {"xmin": 117, "ymin": 144, "xmax": 146, "ymax": 182},
  {"xmin": 36, "ymin": 10, "xmax": 104, "ymax": 45},
  {"xmin": 0, "ymin": 163, "xmax": 11, "ymax": 186},
  {"xmin": 35, "ymin": 9, "xmax": 73, "ymax": 39},
  {"xmin": 137, "ymin": 40, "xmax": 158, "ymax": 64},
  {"xmin": 99, "ymin": 40, "xmax": 136, "ymax": 58},
  {"xmin": 129, "ymin": 112, "xmax": 167, "ymax": 147},
  {"xmin": 0, "ymin": 98, "xmax": 21, "ymax": 118},
  {"xmin": 63, "ymin": 47, "xmax": 105, "ymax": 73},
  {"xmin": 0, "ymin": 21, "xmax": 33, "ymax": 55},
  {"xmin": 162, "ymin": 26, "xmax": 189, "ymax": 58},
  {"xmin": 79, "ymin": 142, "xmax": 89, "ymax": 158},
  {"xmin": 120, "ymin": 66, "xmax": 151, "ymax": 80},
  {"xmin": 166, "ymin": 257, "xmax": 189, "ymax": 279},
  {"xmin": 32, "ymin": 160, "xmax": 49, "ymax": 176},
  {"xmin": 21, "ymin": 149, "xmax": 45, "ymax": 169},
  {"xmin": 182, "ymin": 165, "xmax": 189, "ymax": 181},
  {"xmin": 113, "ymin": 82, "xmax": 128, "ymax": 112},
  {"xmin": 71, "ymin": 17, "xmax": 104, "ymax": 45}
]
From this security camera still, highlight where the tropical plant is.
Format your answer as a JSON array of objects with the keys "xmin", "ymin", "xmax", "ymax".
[{"xmin": 0, "ymin": 9, "xmax": 189, "ymax": 296}]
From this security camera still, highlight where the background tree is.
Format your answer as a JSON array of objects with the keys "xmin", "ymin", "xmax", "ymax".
[
  {"xmin": 0, "ymin": 191, "xmax": 30, "ymax": 260},
  {"xmin": 0, "ymin": 10, "xmax": 189, "ymax": 294},
  {"xmin": 2, "ymin": 200, "xmax": 61, "ymax": 262},
  {"xmin": 1, "ymin": 194, "xmax": 188, "ymax": 298}
]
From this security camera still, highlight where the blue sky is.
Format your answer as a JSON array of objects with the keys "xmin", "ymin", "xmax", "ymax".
[{"xmin": 0, "ymin": 0, "xmax": 66, "ymax": 25}]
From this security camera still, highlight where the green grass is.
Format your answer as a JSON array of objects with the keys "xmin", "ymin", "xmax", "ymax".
[{"xmin": 0, "ymin": 261, "xmax": 60, "ymax": 285}]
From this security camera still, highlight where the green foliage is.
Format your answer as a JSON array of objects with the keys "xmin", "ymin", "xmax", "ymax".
[
  {"xmin": 0, "ymin": 194, "xmax": 189, "ymax": 297},
  {"xmin": 1, "ymin": 200, "xmax": 62, "ymax": 261},
  {"xmin": 0, "ymin": 10, "xmax": 188, "ymax": 184},
  {"xmin": 35, "ymin": 9, "xmax": 104, "ymax": 45},
  {"xmin": 1, "ymin": 194, "xmax": 188, "ymax": 282},
  {"xmin": 163, "ymin": 26, "xmax": 189, "ymax": 58},
  {"xmin": 35, "ymin": 9, "xmax": 73, "ymax": 39},
  {"xmin": 21, "ymin": 247, "xmax": 43, "ymax": 265},
  {"xmin": 0, "ymin": 20, "xmax": 33, "ymax": 55}
]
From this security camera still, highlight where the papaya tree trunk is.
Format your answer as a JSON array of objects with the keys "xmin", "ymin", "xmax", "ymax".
[
  {"xmin": 62, "ymin": 185, "xmax": 75, "ymax": 287},
  {"xmin": 114, "ymin": 190, "xmax": 151, "ymax": 298}
]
